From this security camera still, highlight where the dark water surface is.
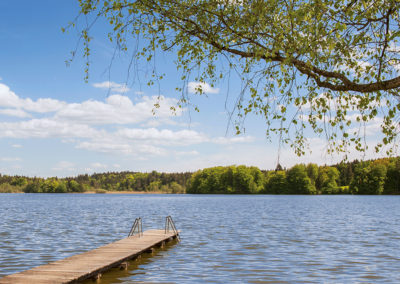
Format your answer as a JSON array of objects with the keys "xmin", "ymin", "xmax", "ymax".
[{"xmin": 1, "ymin": 194, "xmax": 400, "ymax": 283}]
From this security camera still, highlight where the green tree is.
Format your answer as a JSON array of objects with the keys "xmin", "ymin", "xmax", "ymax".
[
  {"xmin": 43, "ymin": 179, "xmax": 59, "ymax": 193},
  {"xmin": 220, "ymin": 166, "xmax": 235, "ymax": 193},
  {"xmin": 204, "ymin": 167, "xmax": 224, "ymax": 193},
  {"xmin": 74, "ymin": 0, "xmax": 400, "ymax": 156},
  {"xmin": 249, "ymin": 166, "xmax": 265, "ymax": 193},
  {"xmin": 350, "ymin": 163, "xmax": 387, "ymax": 194},
  {"xmin": 187, "ymin": 165, "xmax": 263, "ymax": 194},
  {"xmin": 232, "ymin": 165, "xmax": 260, "ymax": 194},
  {"xmin": 369, "ymin": 164, "xmax": 387, "ymax": 194},
  {"xmin": 286, "ymin": 165, "xmax": 316, "ymax": 194},
  {"xmin": 265, "ymin": 171, "xmax": 288, "ymax": 194},
  {"xmin": 24, "ymin": 180, "xmax": 44, "ymax": 193},
  {"xmin": 147, "ymin": 181, "xmax": 161, "ymax": 192},
  {"xmin": 384, "ymin": 158, "xmax": 400, "ymax": 194},
  {"xmin": 55, "ymin": 181, "xmax": 68, "ymax": 193},
  {"xmin": 0, "ymin": 183, "xmax": 22, "ymax": 193},
  {"xmin": 187, "ymin": 171, "xmax": 203, "ymax": 194},
  {"xmin": 68, "ymin": 180, "xmax": 84, "ymax": 192},
  {"xmin": 335, "ymin": 161, "xmax": 354, "ymax": 187},
  {"xmin": 317, "ymin": 166, "xmax": 340, "ymax": 194},
  {"xmin": 168, "ymin": 182, "xmax": 185, "ymax": 194},
  {"xmin": 187, "ymin": 167, "xmax": 217, "ymax": 194},
  {"xmin": 306, "ymin": 164, "xmax": 319, "ymax": 188},
  {"xmin": 11, "ymin": 177, "xmax": 28, "ymax": 187}
]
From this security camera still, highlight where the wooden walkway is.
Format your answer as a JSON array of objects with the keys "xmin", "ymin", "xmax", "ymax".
[{"xmin": 0, "ymin": 229, "xmax": 179, "ymax": 284}]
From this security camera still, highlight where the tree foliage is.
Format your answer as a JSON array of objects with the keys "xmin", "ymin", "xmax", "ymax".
[
  {"xmin": 264, "ymin": 171, "xmax": 288, "ymax": 194},
  {"xmin": 187, "ymin": 165, "xmax": 264, "ymax": 194},
  {"xmin": 286, "ymin": 164, "xmax": 316, "ymax": 194},
  {"xmin": 1, "ymin": 157, "xmax": 400, "ymax": 194},
  {"xmin": 0, "ymin": 171, "xmax": 190, "ymax": 193},
  {"xmin": 317, "ymin": 166, "xmax": 340, "ymax": 194},
  {"xmin": 385, "ymin": 158, "xmax": 400, "ymax": 194},
  {"xmin": 71, "ymin": 0, "xmax": 400, "ymax": 156},
  {"xmin": 350, "ymin": 161, "xmax": 388, "ymax": 194}
]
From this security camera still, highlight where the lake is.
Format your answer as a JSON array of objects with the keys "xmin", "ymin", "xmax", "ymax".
[{"xmin": 1, "ymin": 194, "xmax": 400, "ymax": 283}]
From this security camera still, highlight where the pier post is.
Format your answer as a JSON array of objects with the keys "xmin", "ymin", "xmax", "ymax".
[
  {"xmin": 119, "ymin": 262, "xmax": 128, "ymax": 270},
  {"xmin": 92, "ymin": 273, "xmax": 102, "ymax": 281}
]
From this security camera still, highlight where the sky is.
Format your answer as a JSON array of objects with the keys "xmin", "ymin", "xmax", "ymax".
[{"xmin": 0, "ymin": 1, "xmax": 391, "ymax": 177}]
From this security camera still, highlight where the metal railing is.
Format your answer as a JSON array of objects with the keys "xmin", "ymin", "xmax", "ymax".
[
  {"xmin": 128, "ymin": 217, "xmax": 143, "ymax": 237},
  {"xmin": 164, "ymin": 216, "xmax": 180, "ymax": 242}
]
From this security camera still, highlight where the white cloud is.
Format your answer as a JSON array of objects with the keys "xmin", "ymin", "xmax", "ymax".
[
  {"xmin": 11, "ymin": 144, "xmax": 22, "ymax": 148},
  {"xmin": 188, "ymin": 81, "xmax": 219, "ymax": 94},
  {"xmin": 93, "ymin": 81, "xmax": 130, "ymax": 93},
  {"xmin": 0, "ymin": 119, "xmax": 101, "ymax": 139},
  {"xmin": 23, "ymin": 98, "xmax": 67, "ymax": 113},
  {"xmin": 0, "ymin": 83, "xmax": 66, "ymax": 113},
  {"xmin": 0, "ymin": 84, "xmax": 23, "ymax": 108},
  {"xmin": 138, "ymin": 144, "xmax": 167, "ymax": 156},
  {"xmin": 75, "ymin": 140, "xmax": 133, "ymax": 154},
  {"xmin": 55, "ymin": 95, "xmax": 180, "ymax": 125},
  {"xmin": 0, "ymin": 82, "xmax": 256, "ymax": 160},
  {"xmin": 115, "ymin": 128, "xmax": 208, "ymax": 145},
  {"xmin": 0, "ymin": 82, "xmax": 180, "ymax": 126},
  {"xmin": 174, "ymin": 150, "xmax": 199, "ymax": 156},
  {"xmin": 90, "ymin": 162, "xmax": 108, "ymax": 169},
  {"xmin": 75, "ymin": 140, "xmax": 166, "ymax": 156},
  {"xmin": 52, "ymin": 161, "xmax": 76, "ymax": 171},
  {"xmin": 0, "ymin": 108, "xmax": 31, "ymax": 118},
  {"xmin": 213, "ymin": 136, "xmax": 255, "ymax": 144},
  {"xmin": 0, "ymin": 157, "xmax": 21, "ymax": 162},
  {"xmin": 0, "ymin": 116, "xmax": 256, "ymax": 157}
]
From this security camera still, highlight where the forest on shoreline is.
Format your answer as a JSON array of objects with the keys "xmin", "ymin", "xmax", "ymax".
[{"xmin": 0, "ymin": 157, "xmax": 399, "ymax": 195}]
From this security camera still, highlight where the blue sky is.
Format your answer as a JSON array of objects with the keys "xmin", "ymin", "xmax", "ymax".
[{"xmin": 0, "ymin": 1, "xmax": 389, "ymax": 177}]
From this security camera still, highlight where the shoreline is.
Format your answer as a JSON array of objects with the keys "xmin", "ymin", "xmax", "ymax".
[
  {"xmin": 0, "ymin": 191, "xmax": 169, "ymax": 194},
  {"xmin": 83, "ymin": 190, "xmax": 167, "ymax": 194}
]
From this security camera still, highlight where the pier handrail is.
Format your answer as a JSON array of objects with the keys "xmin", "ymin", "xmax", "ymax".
[
  {"xmin": 128, "ymin": 217, "xmax": 143, "ymax": 237},
  {"xmin": 165, "ymin": 216, "xmax": 180, "ymax": 242}
]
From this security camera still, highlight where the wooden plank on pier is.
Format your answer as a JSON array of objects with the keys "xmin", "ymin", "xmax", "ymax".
[{"xmin": 0, "ymin": 229, "xmax": 179, "ymax": 284}]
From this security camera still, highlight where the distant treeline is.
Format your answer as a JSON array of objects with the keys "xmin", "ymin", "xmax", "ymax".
[
  {"xmin": 0, "ymin": 157, "xmax": 399, "ymax": 194},
  {"xmin": 0, "ymin": 171, "xmax": 191, "ymax": 194},
  {"xmin": 188, "ymin": 157, "xmax": 400, "ymax": 194}
]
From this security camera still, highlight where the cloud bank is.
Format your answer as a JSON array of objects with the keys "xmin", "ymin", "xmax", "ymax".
[
  {"xmin": 0, "ymin": 82, "xmax": 252, "ymax": 158},
  {"xmin": 92, "ymin": 81, "xmax": 130, "ymax": 93}
]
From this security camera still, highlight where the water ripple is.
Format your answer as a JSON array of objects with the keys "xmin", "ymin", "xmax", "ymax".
[{"xmin": 1, "ymin": 194, "xmax": 400, "ymax": 283}]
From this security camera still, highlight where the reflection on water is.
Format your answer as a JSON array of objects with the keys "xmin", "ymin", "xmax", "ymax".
[{"xmin": 1, "ymin": 194, "xmax": 400, "ymax": 283}]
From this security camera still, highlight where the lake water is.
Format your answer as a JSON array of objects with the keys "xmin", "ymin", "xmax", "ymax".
[{"xmin": 1, "ymin": 194, "xmax": 400, "ymax": 283}]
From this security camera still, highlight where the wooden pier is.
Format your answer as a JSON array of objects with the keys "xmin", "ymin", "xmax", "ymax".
[{"xmin": 0, "ymin": 218, "xmax": 180, "ymax": 283}]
